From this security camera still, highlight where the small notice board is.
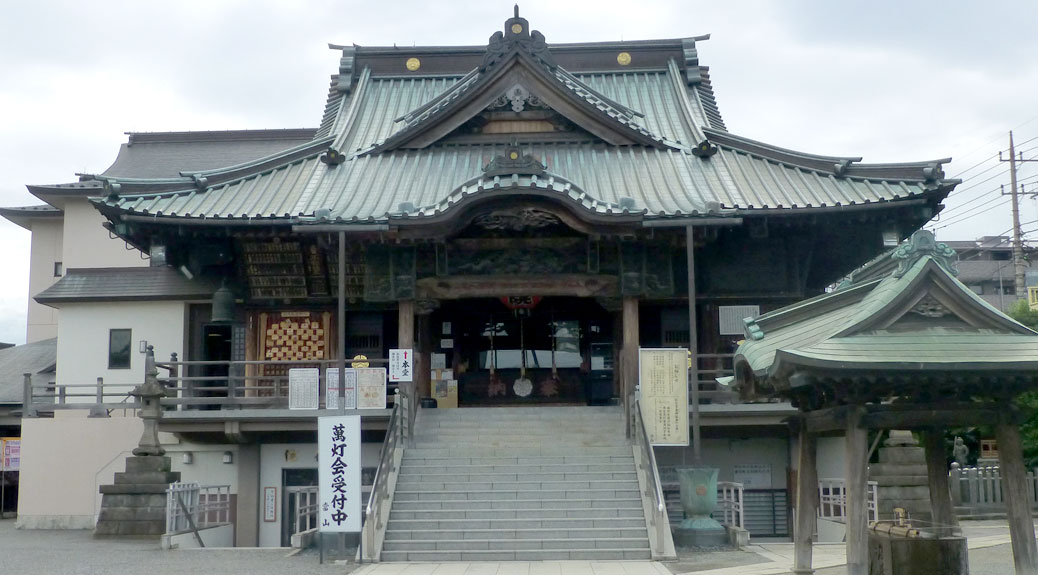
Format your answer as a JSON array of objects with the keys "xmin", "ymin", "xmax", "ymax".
[{"xmin": 638, "ymin": 348, "xmax": 689, "ymax": 446}]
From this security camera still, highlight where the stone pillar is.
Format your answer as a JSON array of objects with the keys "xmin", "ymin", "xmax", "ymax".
[
  {"xmin": 869, "ymin": 430, "xmax": 931, "ymax": 522},
  {"xmin": 235, "ymin": 444, "xmax": 260, "ymax": 547}
]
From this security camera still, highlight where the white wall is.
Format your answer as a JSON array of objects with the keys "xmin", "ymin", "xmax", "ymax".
[
  {"xmin": 54, "ymin": 301, "xmax": 185, "ymax": 393},
  {"xmin": 60, "ymin": 199, "xmax": 147, "ymax": 270},
  {"xmin": 816, "ymin": 436, "xmax": 846, "ymax": 480},
  {"xmin": 16, "ymin": 414, "xmax": 143, "ymax": 529},
  {"xmin": 26, "ymin": 218, "xmax": 62, "ymax": 342}
]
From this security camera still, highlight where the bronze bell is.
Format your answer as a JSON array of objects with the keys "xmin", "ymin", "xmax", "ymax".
[{"xmin": 211, "ymin": 282, "xmax": 236, "ymax": 324}]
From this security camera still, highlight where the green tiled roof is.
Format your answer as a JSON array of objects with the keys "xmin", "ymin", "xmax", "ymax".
[
  {"xmin": 733, "ymin": 231, "xmax": 1038, "ymax": 395},
  {"xmin": 86, "ymin": 27, "xmax": 957, "ymax": 226}
]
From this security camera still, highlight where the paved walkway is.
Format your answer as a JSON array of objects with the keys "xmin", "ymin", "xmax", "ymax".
[
  {"xmin": 0, "ymin": 518, "xmax": 1024, "ymax": 574},
  {"xmin": 352, "ymin": 520, "xmax": 1025, "ymax": 575}
]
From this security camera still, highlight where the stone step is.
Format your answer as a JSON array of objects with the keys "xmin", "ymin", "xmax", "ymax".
[
  {"xmin": 412, "ymin": 438, "xmax": 628, "ymax": 447},
  {"xmin": 402, "ymin": 454, "xmax": 634, "ymax": 466},
  {"xmin": 378, "ymin": 548, "xmax": 651, "ymax": 562},
  {"xmin": 398, "ymin": 458, "xmax": 631, "ymax": 471},
  {"xmin": 397, "ymin": 471, "xmax": 638, "ymax": 483},
  {"xmin": 394, "ymin": 478, "xmax": 640, "ymax": 492},
  {"xmin": 393, "ymin": 498, "xmax": 642, "ymax": 512},
  {"xmin": 393, "ymin": 487, "xmax": 640, "ymax": 502},
  {"xmin": 387, "ymin": 517, "xmax": 648, "ymax": 531},
  {"xmin": 385, "ymin": 526, "xmax": 648, "ymax": 541},
  {"xmin": 390, "ymin": 507, "xmax": 643, "ymax": 521},
  {"xmin": 383, "ymin": 537, "xmax": 649, "ymax": 552},
  {"xmin": 404, "ymin": 446, "xmax": 632, "ymax": 458},
  {"xmin": 96, "ymin": 506, "xmax": 167, "ymax": 522}
]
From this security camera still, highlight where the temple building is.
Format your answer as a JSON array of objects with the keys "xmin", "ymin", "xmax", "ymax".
[{"xmin": 6, "ymin": 9, "xmax": 959, "ymax": 554}]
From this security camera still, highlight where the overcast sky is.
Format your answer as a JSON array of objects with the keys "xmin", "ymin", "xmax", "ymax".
[{"xmin": 2, "ymin": 0, "xmax": 1038, "ymax": 345}]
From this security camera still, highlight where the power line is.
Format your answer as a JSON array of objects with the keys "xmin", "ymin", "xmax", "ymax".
[
  {"xmin": 931, "ymin": 197, "xmax": 1011, "ymax": 230},
  {"xmin": 940, "ymin": 173, "xmax": 1038, "ymax": 218}
]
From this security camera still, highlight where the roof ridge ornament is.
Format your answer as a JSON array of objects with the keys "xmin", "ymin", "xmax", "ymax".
[
  {"xmin": 891, "ymin": 229, "xmax": 958, "ymax": 278},
  {"xmin": 481, "ymin": 5, "xmax": 556, "ymax": 73},
  {"xmin": 483, "ymin": 144, "xmax": 546, "ymax": 177}
]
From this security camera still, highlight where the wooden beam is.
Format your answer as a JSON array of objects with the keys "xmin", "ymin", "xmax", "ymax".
[
  {"xmin": 923, "ymin": 428, "xmax": 958, "ymax": 537},
  {"xmin": 844, "ymin": 406, "xmax": 868, "ymax": 575},
  {"xmin": 803, "ymin": 406, "xmax": 849, "ymax": 433},
  {"xmin": 793, "ymin": 429, "xmax": 818, "ymax": 574},
  {"xmin": 996, "ymin": 417, "xmax": 1038, "ymax": 573},
  {"xmin": 622, "ymin": 297, "xmax": 639, "ymax": 438},
  {"xmin": 864, "ymin": 407, "xmax": 1009, "ymax": 430}
]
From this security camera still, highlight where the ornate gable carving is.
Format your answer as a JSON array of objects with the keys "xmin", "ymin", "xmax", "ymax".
[
  {"xmin": 482, "ymin": 145, "xmax": 546, "ymax": 177},
  {"xmin": 892, "ymin": 230, "xmax": 958, "ymax": 278},
  {"xmin": 481, "ymin": 6, "xmax": 555, "ymax": 72}
]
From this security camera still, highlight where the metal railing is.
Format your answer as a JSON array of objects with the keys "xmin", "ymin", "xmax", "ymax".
[
  {"xmin": 361, "ymin": 387, "xmax": 409, "ymax": 561},
  {"xmin": 155, "ymin": 354, "xmax": 394, "ymax": 411},
  {"xmin": 717, "ymin": 481, "xmax": 745, "ymax": 529},
  {"xmin": 22, "ymin": 373, "xmax": 138, "ymax": 417},
  {"xmin": 290, "ymin": 485, "xmax": 319, "ymax": 542},
  {"xmin": 633, "ymin": 394, "xmax": 671, "ymax": 557},
  {"xmin": 818, "ymin": 478, "xmax": 879, "ymax": 522},
  {"xmin": 165, "ymin": 482, "xmax": 231, "ymax": 535}
]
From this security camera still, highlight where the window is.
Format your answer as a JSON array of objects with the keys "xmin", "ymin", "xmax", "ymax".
[
  {"xmin": 108, "ymin": 329, "xmax": 132, "ymax": 369},
  {"xmin": 53, "ymin": 262, "xmax": 63, "ymax": 277}
]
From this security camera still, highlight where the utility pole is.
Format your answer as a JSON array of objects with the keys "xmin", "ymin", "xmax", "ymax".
[{"xmin": 999, "ymin": 131, "xmax": 1036, "ymax": 300}]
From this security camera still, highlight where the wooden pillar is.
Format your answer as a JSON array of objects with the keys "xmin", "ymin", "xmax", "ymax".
[
  {"xmin": 399, "ymin": 299, "xmax": 415, "ymax": 392},
  {"xmin": 685, "ymin": 225, "xmax": 702, "ymax": 464},
  {"xmin": 415, "ymin": 311, "xmax": 432, "ymax": 399},
  {"xmin": 996, "ymin": 415, "xmax": 1038, "ymax": 574},
  {"xmin": 844, "ymin": 406, "xmax": 868, "ymax": 575},
  {"xmin": 922, "ymin": 428, "xmax": 958, "ymax": 537},
  {"xmin": 622, "ymin": 296, "xmax": 639, "ymax": 437},
  {"xmin": 793, "ymin": 426, "xmax": 818, "ymax": 574}
]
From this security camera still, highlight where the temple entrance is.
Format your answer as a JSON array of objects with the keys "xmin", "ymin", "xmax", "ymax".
[{"xmin": 429, "ymin": 297, "xmax": 615, "ymax": 406}]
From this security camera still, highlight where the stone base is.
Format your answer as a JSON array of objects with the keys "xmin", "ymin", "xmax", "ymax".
[
  {"xmin": 95, "ymin": 455, "xmax": 180, "ymax": 539},
  {"xmin": 673, "ymin": 525, "xmax": 729, "ymax": 548}
]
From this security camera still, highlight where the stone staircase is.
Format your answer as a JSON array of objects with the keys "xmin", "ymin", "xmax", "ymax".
[{"xmin": 380, "ymin": 405, "xmax": 651, "ymax": 561}]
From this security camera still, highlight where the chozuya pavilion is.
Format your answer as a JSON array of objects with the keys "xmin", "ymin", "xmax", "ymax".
[{"xmin": 26, "ymin": 7, "xmax": 961, "ymax": 558}]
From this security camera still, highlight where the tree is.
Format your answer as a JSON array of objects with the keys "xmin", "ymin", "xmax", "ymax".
[{"xmin": 1008, "ymin": 300, "xmax": 1038, "ymax": 467}]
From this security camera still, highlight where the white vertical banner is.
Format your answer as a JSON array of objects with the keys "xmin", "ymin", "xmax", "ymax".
[
  {"xmin": 318, "ymin": 415, "xmax": 361, "ymax": 532},
  {"xmin": 325, "ymin": 368, "xmax": 357, "ymax": 410},
  {"xmin": 288, "ymin": 368, "xmax": 320, "ymax": 410},
  {"xmin": 388, "ymin": 348, "xmax": 413, "ymax": 382}
]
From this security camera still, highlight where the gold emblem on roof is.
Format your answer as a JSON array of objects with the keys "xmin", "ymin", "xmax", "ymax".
[
  {"xmin": 617, "ymin": 52, "xmax": 632, "ymax": 66},
  {"xmin": 509, "ymin": 151, "xmax": 519, "ymax": 160},
  {"xmin": 405, "ymin": 57, "xmax": 421, "ymax": 71},
  {"xmin": 511, "ymin": 23, "xmax": 523, "ymax": 34}
]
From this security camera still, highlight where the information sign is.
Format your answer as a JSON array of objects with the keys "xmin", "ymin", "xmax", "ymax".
[{"xmin": 638, "ymin": 348, "xmax": 690, "ymax": 446}]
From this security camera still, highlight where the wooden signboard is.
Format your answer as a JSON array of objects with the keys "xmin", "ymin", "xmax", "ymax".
[{"xmin": 638, "ymin": 348, "xmax": 689, "ymax": 446}]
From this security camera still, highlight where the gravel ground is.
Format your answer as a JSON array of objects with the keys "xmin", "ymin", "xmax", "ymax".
[{"xmin": 0, "ymin": 519, "xmax": 356, "ymax": 575}]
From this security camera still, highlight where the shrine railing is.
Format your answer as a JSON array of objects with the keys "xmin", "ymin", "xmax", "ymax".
[
  {"xmin": 949, "ymin": 463, "xmax": 1038, "ymax": 510},
  {"xmin": 289, "ymin": 485, "xmax": 319, "ymax": 547},
  {"xmin": 691, "ymin": 353, "xmax": 738, "ymax": 404},
  {"xmin": 154, "ymin": 355, "xmax": 394, "ymax": 411},
  {"xmin": 717, "ymin": 481, "xmax": 745, "ymax": 529},
  {"xmin": 21, "ymin": 373, "xmax": 138, "ymax": 418}
]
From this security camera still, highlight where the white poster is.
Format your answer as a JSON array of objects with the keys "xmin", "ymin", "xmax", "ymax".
[
  {"xmin": 388, "ymin": 348, "xmax": 413, "ymax": 382},
  {"xmin": 1, "ymin": 439, "xmax": 19, "ymax": 472},
  {"xmin": 288, "ymin": 368, "xmax": 320, "ymax": 410},
  {"xmin": 734, "ymin": 463, "xmax": 772, "ymax": 488},
  {"xmin": 357, "ymin": 367, "xmax": 388, "ymax": 409},
  {"xmin": 638, "ymin": 348, "xmax": 690, "ymax": 446},
  {"xmin": 325, "ymin": 368, "xmax": 357, "ymax": 410},
  {"xmin": 318, "ymin": 415, "xmax": 361, "ymax": 532}
]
